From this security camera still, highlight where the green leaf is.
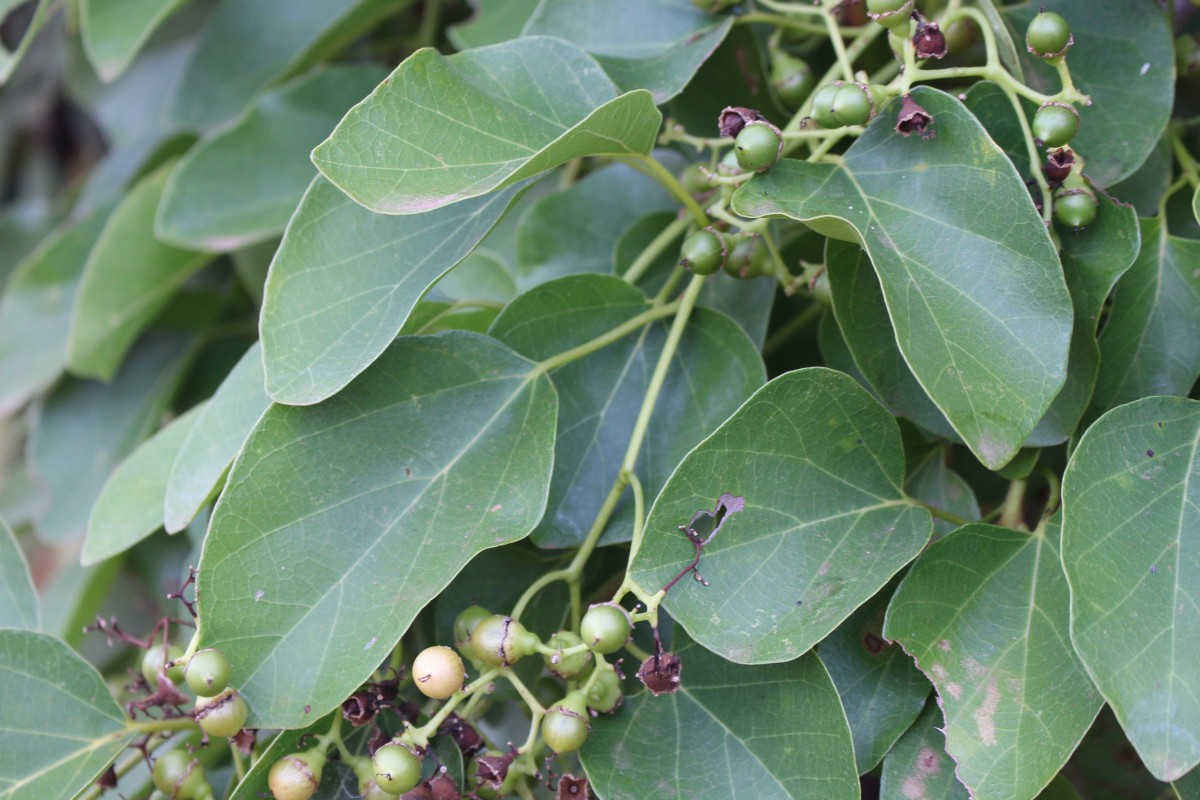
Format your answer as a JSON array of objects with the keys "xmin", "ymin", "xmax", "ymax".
[
  {"xmin": 1062, "ymin": 396, "xmax": 1200, "ymax": 781},
  {"xmin": 1110, "ymin": 135, "xmax": 1172, "ymax": 217},
  {"xmin": 433, "ymin": 251, "xmax": 517, "ymax": 305},
  {"xmin": 0, "ymin": 0, "xmax": 51, "ymax": 84},
  {"xmin": 629, "ymin": 368, "xmax": 932, "ymax": 663},
  {"xmin": 311, "ymin": 37, "xmax": 661, "ymax": 215},
  {"xmin": 1193, "ymin": 185, "xmax": 1199, "ymax": 227},
  {"xmin": 163, "ymin": 343, "xmax": 270, "ymax": 533},
  {"xmin": 1063, "ymin": 707, "xmax": 1176, "ymax": 800},
  {"xmin": 67, "ymin": 163, "xmax": 211, "ymax": 381},
  {"xmin": 1089, "ymin": 217, "xmax": 1200, "ymax": 419},
  {"xmin": 884, "ymin": 518, "xmax": 1103, "ymax": 800},
  {"xmin": 199, "ymin": 332, "xmax": 557, "ymax": 728},
  {"xmin": 818, "ymin": 581, "xmax": 930, "ymax": 774},
  {"xmin": 448, "ymin": 0, "xmax": 541, "ymax": 50},
  {"xmin": 489, "ymin": 274, "xmax": 765, "ymax": 548},
  {"xmin": 81, "ymin": 403, "xmax": 204, "ymax": 565},
  {"xmin": 80, "ymin": 0, "xmax": 186, "ymax": 82},
  {"xmin": 167, "ymin": 0, "xmax": 399, "ymax": 129},
  {"xmin": 0, "ymin": 515, "xmax": 38, "ymax": 629},
  {"xmin": 1178, "ymin": 768, "xmax": 1200, "ymax": 800},
  {"xmin": 0, "ymin": 206, "xmax": 111, "ymax": 414},
  {"xmin": 580, "ymin": 630, "xmax": 859, "ymax": 799},
  {"xmin": 156, "ymin": 66, "xmax": 385, "ymax": 251},
  {"xmin": 904, "ymin": 446, "xmax": 980, "ymax": 539},
  {"xmin": 880, "ymin": 701, "xmax": 969, "ymax": 800},
  {"xmin": 977, "ymin": 0, "xmax": 1024, "ymax": 84},
  {"xmin": 30, "ymin": 335, "xmax": 194, "ymax": 542},
  {"xmin": 1006, "ymin": 0, "xmax": 1174, "ymax": 187},
  {"xmin": 0, "ymin": 629, "xmax": 135, "ymax": 800},
  {"xmin": 522, "ymin": 0, "xmax": 732, "ymax": 104},
  {"xmin": 260, "ymin": 177, "xmax": 524, "ymax": 405},
  {"xmin": 734, "ymin": 88, "xmax": 1072, "ymax": 469},
  {"xmin": 665, "ymin": 22, "xmax": 784, "ymax": 133},
  {"xmin": 400, "ymin": 300, "xmax": 500, "ymax": 336}
]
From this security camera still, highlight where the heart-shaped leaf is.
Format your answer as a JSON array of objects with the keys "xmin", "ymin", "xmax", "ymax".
[
  {"xmin": 885, "ymin": 518, "xmax": 1103, "ymax": 800},
  {"xmin": 80, "ymin": 0, "xmax": 186, "ymax": 82},
  {"xmin": 312, "ymin": 37, "xmax": 660, "ymax": 215},
  {"xmin": 261, "ymin": 177, "xmax": 524, "ymax": 405},
  {"xmin": 0, "ymin": 629, "xmax": 135, "ymax": 800},
  {"xmin": 163, "ymin": 343, "xmax": 270, "ymax": 533},
  {"xmin": 0, "ymin": 515, "xmax": 38, "ymax": 629},
  {"xmin": 629, "ymin": 368, "xmax": 932, "ymax": 664},
  {"xmin": 1062, "ymin": 396, "xmax": 1200, "ymax": 781},
  {"xmin": 157, "ymin": 65, "xmax": 385, "ymax": 251},
  {"xmin": 733, "ymin": 87, "xmax": 1072, "ymax": 469},
  {"xmin": 489, "ymin": 274, "xmax": 764, "ymax": 548},
  {"xmin": 522, "ymin": 0, "xmax": 732, "ymax": 104},
  {"xmin": 199, "ymin": 332, "xmax": 557, "ymax": 728},
  {"xmin": 880, "ymin": 700, "xmax": 969, "ymax": 800},
  {"xmin": 580, "ymin": 630, "xmax": 859, "ymax": 799}
]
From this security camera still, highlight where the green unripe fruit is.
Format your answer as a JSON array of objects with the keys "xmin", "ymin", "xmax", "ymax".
[
  {"xmin": 679, "ymin": 163, "xmax": 711, "ymax": 195},
  {"xmin": 866, "ymin": 0, "xmax": 914, "ymax": 32},
  {"xmin": 734, "ymin": 122, "xmax": 782, "ymax": 173},
  {"xmin": 542, "ymin": 631, "xmax": 593, "ymax": 679},
  {"xmin": 471, "ymin": 753, "xmax": 519, "ymax": 799},
  {"xmin": 1032, "ymin": 103, "xmax": 1079, "ymax": 148},
  {"xmin": 831, "ymin": 83, "xmax": 873, "ymax": 127},
  {"xmin": 724, "ymin": 236, "xmax": 771, "ymax": 280},
  {"xmin": 809, "ymin": 84, "xmax": 842, "ymax": 128},
  {"xmin": 194, "ymin": 688, "xmax": 248, "ymax": 738},
  {"xmin": 268, "ymin": 750, "xmax": 325, "ymax": 800},
  {"xmin": 585, "ymin": 665, "xmax": 624, "ymax": 714},
  {"xmin": 1026, "ymin": 11, "xmax": 1071, "ymax": 61},
  {"xmin": 373, "ymin": 743, "xmax": 423, "ymax": 795},
  {"xmin": 185, "ymin": 649, "xmax": 231, "ymax": 697},
  {"xmin": 142, "ymin": 643, "xmax": 186, "ymax": 688},
  {"xmin": 580, "ymin": 603, "xmax": 632, "ymax": 654},
  {"xmin": 541, "ymin": 692, "xmax": 591, "ymax": 754},
  {"xmin": 412, "ymin": 646, "xmax": 465, "ymax": 700},
  {"xmin": 679, "ymin": 229, "xmax": 726, "ymax": 276},
  {"xmin": 454, "ymin": 605, "xmax": 491, "ymax": 650},
  {"xmin": 1054, "ymin": 188, "xmax": 1097, "ymax": 230},
  {"xmin": 770, "ymin": 51, "xmax": 815, "ymax": 109},
  {"xmin": 470, "ymin": 615, "xmax": 540, "ymax": 667},
  {"xmin": 153, "ymin": 750, "xmax": 211, "ymax": 800}
]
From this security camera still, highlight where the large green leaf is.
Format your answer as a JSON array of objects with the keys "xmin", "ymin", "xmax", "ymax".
[
  {"xmin": 880, "ymin": 701, "xmax": 969, "ymax": 800},
  {"xmin": 448, "ymin": 0, "xmax": 541, "ymax": 50},
  {"xmin": 156, "ymin": 66, "xmax": 384, "ymax": 251},
  {"xmin": 0, "ymin": 206, "xmax": 110, "ymax": 414},
  {"xmin": 260, "ymin": 177, "xmax": 524, "ymax": 405},
  {"xmin": 884, "ymin": 518, "xmax": 1103, "ymax": 800},
  {"xmin": 733, "ymin": 87, "xmax": 1072, "ymax": 469},
  {"xmin": 490, "ymin": 274, "xmax": 764, "ymax": 548},
  {"xmin": 1178, "ymin": 769, "xmax": 1200, "ymax": 800},
  {"xmin": 67, "ymin": 163, "xmax": 210, "ymax": 381},
  {"xmin": 818, "ymin": 581, "xmax": 930, "ymax": 774},
  {"xmin": 1062, "ymin": 707, "xmax": 1176, "ymax": 800},
  {"xmin": 311, "ymin": 37, "xmax": 661, "ymax": 215},
  {"xmin": 581, "ymin": 630, "xmax": 859, "ymax": 799},
  {"xmin": 1062, "ymin": 396, "xmax": 1200, "ymax": 781},
  {"xmin": 0, "ymin": 515, "xmax": 38, "ymax": 629},
  {"xmin": 0, "ymin": 629, "xmax": 135, "ymax": 800},
  {"xmin": 81, "ymin": 404, "xmax": 204, "ymax": 565},
  {"xmin": 629, "ymin": 368, "xmax": 932, "ymax": 663},
  {"xmin": 0, "ymin": 0, "xmax": 51, "ymax": 84},
  {"xmin": 30, "ymin": 335, "xmax": 193, "ymax": 542},
  {"xmin": 1089, "ymin": 217, "xmax": 1200, "ymax": 419},
  {"xmin": 522, "ymin": 0, "xmax": 732, "ymax": 104},
  {"xmin": 163, "ymin": 343, "xmax": 270, "ymax": 533},
  {"xmin": 198, "ymin": 333, "xmax": 557, "ymax": 728},
  {"xmin": 167, "ymin": 0, "xmax": 398, "ymax": 129},
  {"xmin": 1006, "ymin": 0, "xmax": 1174, "ymax": 187},
  {"xmin": 79, "ymin": 0, "xmax": 186, "ymax": 81}
]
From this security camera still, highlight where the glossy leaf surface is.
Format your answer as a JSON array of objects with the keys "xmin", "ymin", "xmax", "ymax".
[{"xmin": 80, "ymin": 0, "xmax": 185, "ymax": 81}]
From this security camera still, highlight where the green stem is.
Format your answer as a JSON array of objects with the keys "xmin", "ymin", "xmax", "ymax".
[
  {"xmin": 625, "ymin": 471, "xmax": 646, "ymax": 564},
  {"xmin": 501, "ymin": 668, "xmax": 546, "ymax": 716},
  {"xmin": 623, "ymin": 639, "xmax": 651, "ymax": 662},
  {"xmin": 1000, "ymin": 83, "xmax": 1054, "ymax": 223},
  {"xmin": 653, "ymin": 262, "xmax": 687, "ymax": 306},
  {"xmin": 414, "ymin": 0, "xmax": 441, "ymax": 49},
  {"xmin": 403, "ymin": 668, "xmax": 501, "ymax": 747},
  {"xmin": 823, "ymin": 4, "xmax": 856, "ymax": 83},
  {"xmin": 615, "ymin": 154, "xmax": 709, "ymax": 227},
  {"xmin": 229, "ymin": 740, "xmax": 246, "ymax": 784},
  {"xmin": 998, "ymin": 479, "xmax": 1028, "ymax": 530},
  {"xmin": 624, "ymin": 216, "xmax": 690, "ymax": 285},
  {"xmin": 735, "ymin": 11, "xmax": 828, "ymax": 35},
  {"xmin": 1169, "ymin": 127, "xmax": 1200, "ymax": 187},
  {"xmin": 511, "ymin": 568, "xmax": 571, "ymax": 621},
  {"xmin": 123, "ymin": 717, "xmax": 198, "ymax": 736},
  {"xmin": 911, "ymin": 499, "xmax": 973, "ymax": 528},
  {"xmin": 1040, "ymin": 465, "xmax": 1061, "ymax": 518},
  {"xmin": 535, "ymin": 302, "xmax": 680, "ymax": 374}
]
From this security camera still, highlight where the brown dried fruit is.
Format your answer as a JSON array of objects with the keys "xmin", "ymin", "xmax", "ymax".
[
  {"xmin": 718, "ymin": 106, "xmax": 767, "ymax": 138},
  {"xmin": 439, "ymin": 712, "xmax": 484, "ymax": 756},
  {"xmin": 1045, "ymin": 148, "xmax": 1076, "ymax": 186},
  {"xmin": 557, "ymin": 774, "xmax": 596, "ymax": 799},
  {"xmin": 637, "ymin": 651, "xmax": 683, "ymax": 696},
  {"xmin": 913, "ymin": 20, "xmax": 948, "ymax": 59},
  {"xmin": 895, "ymin": 94, "xmax": 934, "ymax": 139}
]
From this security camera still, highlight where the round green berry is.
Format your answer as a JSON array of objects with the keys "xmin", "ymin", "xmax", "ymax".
[
  {"xmin": 412, "ymin": 646, "xmax": 465, "ymax": 700},
  {"xmin": 153, "ymin": 750, "xmax": 211, "ymax": 800},
  {"xmin": 541, "ymin": 692, "xmax": 590, "ymax": 754},
  {"xmin": 142, "ymin": 643, "xmax": 185, "ymax": 688},
  {"xmin": 1054, "ymin": 188, "xmax": 1097, "ymax": 230},
  {"xmin": 770, "ymin": 51, "xmax": 815, "ymax": 109},
  {"xmin": 580, "ymin": 603, "xmax": 632, "ymax": 655},
  {"xmin": 1033, "ymin": 103, "xmax": 1079, "ymax": 148},
  {"xmin": 185, "ymin": 649, "xmax": 231, "ymax": 697},
  {"xmin": 724, "ymin": 236, "xmax": 770, "ymax": 279},
  {"xmin": 194, "ymin": 688, "xmax": 248, "ymax": 738},
  {"xmin": 866, "ymin": 0, "xmax": 914, "ymax": 32},
  {"xmin": 373, "ymin": 743, "xmax": 423, "ymax": 795},
  {"xmin": 809, "ymin": 84, "xmax": 842, "ymax": 129},
  {"xmin": 679, "ymin": 163, "xmax": 711, "ymax": 195},
  {"xmin": 734, "ymin": 122, "xmax": 782, "ymax": 173},
  {"xmin": 585, "ymin": 664, "xmax": 624, "ymax": 714},
  {"xmin": 542, "ymin": 631, "xmax": 593, "ymax": 679},
  {"xmin": 1026, "ymin": 11, "xmax": 1071, "ymax": 60},
  {"xmin": 831, "ymin": 84, "xmax": 873, "ymax": 127},
  {"xmin": 679, "ymin": 229, "xmax": 726, "ymax": 276},
  {"xmin": 469, "ymin": 615, "xmax": 540, "ymax": 667},
  {"xmin": 268, "ymin": 750, "xmax": 325, "ymax": 800}
]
